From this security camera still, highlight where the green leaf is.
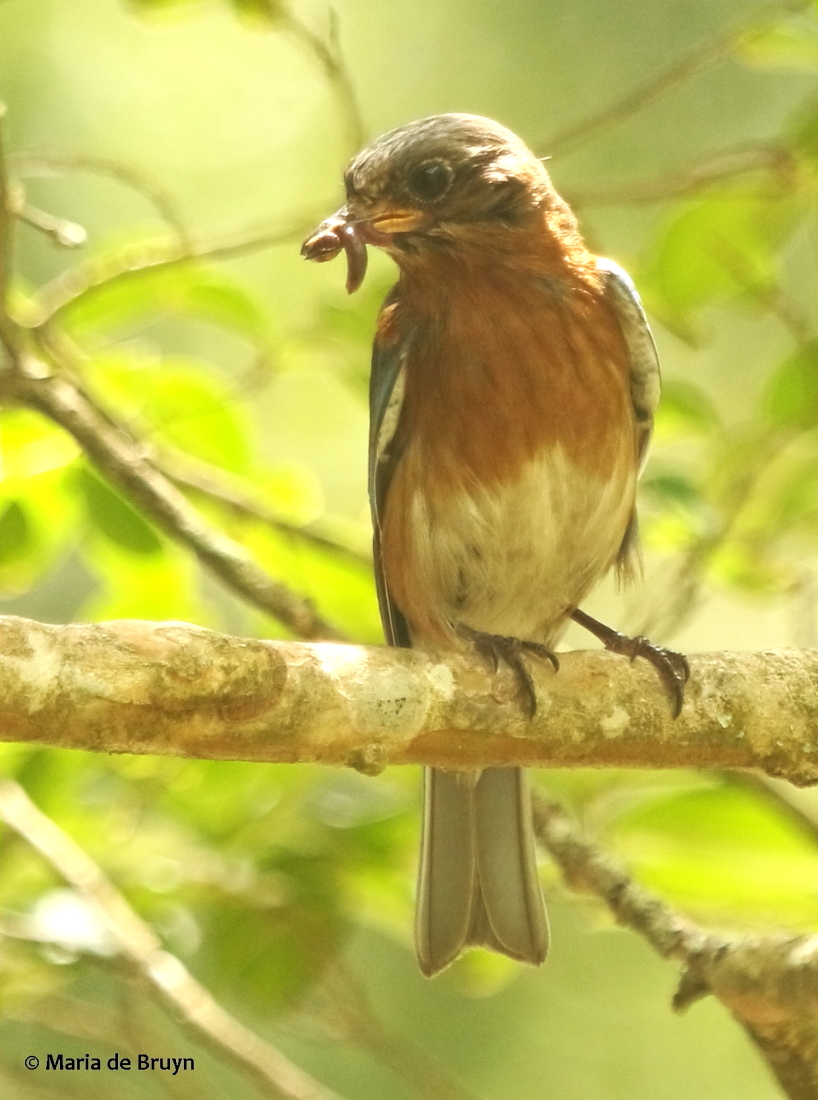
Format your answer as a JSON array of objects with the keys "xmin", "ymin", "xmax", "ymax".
[
  {"xmin": 764, "ymin": 341, "xmax": 818, "ymax": 429},
  {"xmin": 642, "ymin": 473, "xmax": 701, "ymax": 508},
  {"xmin": 140, "ymin": 367, "xmax": 251, "ymax": 471},
  {"xmin": 193, "ymin": 853, "xmax": 344, "ymax": 1013},
  {"xmin": 0, "ymin": 502, "xmax": 33, "ymax": 565},
  {"xmin": 612, "ymin": 784, "xmax": 818, "ymax": 924},
  {"xmin": 654, "ymin": 378, "xmax": 721, "ymax": 438},
  {"xmin": 229, "ymin": 0, "xmax": 285, "ymax": 26},
  {"xmin": 92, "ymin": 353, "xmax": 251, "ymax": 472},
  {"xmin": 639, "ymin": 185, "xmax": 807, "ymax": 339},
  {"xmin": 738, "ymin": 17, "xmax": 818, "ymax": 70},
  {"xmin": 74, "ymin": 466, "xmax": 163, "ymax": 556},
  {"xmin": 787, "ymin": 91, "xmax": 818, "ymax": 160},
  {"xmin": 127, "ymin": 0, "xmax": 210, "ymax": 17},
  {"xmin": 0, "ymin": 413, "xmax": 85, "ymax": 594},
  {"xmin": 245, "ymin": 525, "xmax": 381, "ymax": 642},
  {"xmin": 81, "ymin": 541, "xmax": 208, "ymax": 623},
  {"xmin": 61, "ymin": 262, "xmax": 273, "ymax": 349}
]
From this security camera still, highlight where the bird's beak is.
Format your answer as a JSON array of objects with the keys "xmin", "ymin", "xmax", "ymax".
[{"xmin": 362, "ymin": 206, "xmax": 431, "ymax": 237}]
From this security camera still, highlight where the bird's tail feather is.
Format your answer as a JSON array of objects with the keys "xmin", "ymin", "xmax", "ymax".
[{"xmin": 415, "ymin": 766, "xmax": 549, "ymax": 977}]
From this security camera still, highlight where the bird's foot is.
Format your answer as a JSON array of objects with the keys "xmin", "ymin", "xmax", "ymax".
[
  {"xmin": 571, "ymin": 608, "xmax": 690, "ymax": 717},
  {"xmin": 458, "ymin": 626, "xmax": 559, "ymax": 717}
]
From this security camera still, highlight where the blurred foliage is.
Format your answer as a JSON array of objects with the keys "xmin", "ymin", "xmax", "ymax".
[{"xmin": 2, "ymin": 0, "xmax": 818, "ymax": 1098}]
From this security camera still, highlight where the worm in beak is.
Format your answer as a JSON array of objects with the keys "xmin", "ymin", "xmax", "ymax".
[{"xmin": 301, "ymin": 214, "xmax": 369, "ymax": 294}]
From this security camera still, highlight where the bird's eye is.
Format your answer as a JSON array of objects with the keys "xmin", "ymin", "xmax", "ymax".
[{"xmin": 406, "ymin": 159, "xmax": 453, "ymax": 202}]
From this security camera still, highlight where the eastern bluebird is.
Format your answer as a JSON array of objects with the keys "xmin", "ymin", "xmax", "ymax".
[{"xmin": 303, "ymin": 114, "xmax": 688, "ymax": 977}]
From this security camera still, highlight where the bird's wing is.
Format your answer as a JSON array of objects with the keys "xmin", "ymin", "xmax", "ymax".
[
  {"xmin": 597, "ymin": 256, "xmax": 661, "ymax": 473},
  {"xmin": 369, "ymin": 292, "xmax": 413, "ymax": 647}
]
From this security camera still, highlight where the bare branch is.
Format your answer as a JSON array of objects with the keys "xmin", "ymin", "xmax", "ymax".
[
  {"xmin": 295, "ymin": 963, "xmax": 479, "ymax": 1100},
  {"xmin": 159, "ymin": 449, "xmax": 371, "ymax": 566},
  {"xmin": 15, "ymin": 201, "xmax": 87, "ymax": 249},
  {"xmin": 1, "ymin": 614, "xmax": 817, "ymax": 784},
  {"xmin": 0, "ymin": 101, "xmax": 15, "ymax": 350},
  {"xmin": 541, "ymin": 0, "xmax": 812, "ymax": 159},
  {"xmin": 1, "ymin": 364, "xmax": 341, "ymax": 640},
  {"xmin": 0, "ymin": 779, "xmax": 344, "ymax": 1100},
  {"xmin": 29, "ymin": 215, "xmax": 319, "ymax": 330},
  {"xmin": 11, "ymin": 150, "xmax": 191, "ymax": 246},
  {"xmin": 565, "ymin": 144, "xmax": 794, "ymax": 208},
  {"xmin": 532, "ymin": 791, "xmax": 818, "ymax": 1100},
  {"xmin": 280, "ymin": 9, "xmax": 365, "ymax": 155}
]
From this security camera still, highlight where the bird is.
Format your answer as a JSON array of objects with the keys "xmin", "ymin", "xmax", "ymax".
[{"xmin": 302, "ymin": 113, "xmax": 688, "ymax": 978}]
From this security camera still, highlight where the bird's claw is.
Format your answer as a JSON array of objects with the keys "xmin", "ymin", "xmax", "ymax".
[
  {"xmin": 459, "ymin": 626, "xmax": 558, "ymax": 717},
  {"xmin": 571, "ymin": 608, "xmax": 689, "ymax": 718}
]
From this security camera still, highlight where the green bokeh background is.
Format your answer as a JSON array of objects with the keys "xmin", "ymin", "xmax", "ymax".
[{"xmin": 2, "ymin": 0, "xmax": 818, "ymax": 1097}]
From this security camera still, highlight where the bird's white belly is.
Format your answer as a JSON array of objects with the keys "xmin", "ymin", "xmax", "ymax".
[{"xmin": 407, "ymin": 445, "xmax": 635, "ymax": 643}]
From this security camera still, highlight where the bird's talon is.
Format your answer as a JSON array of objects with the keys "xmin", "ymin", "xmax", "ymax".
[
  {"xmin": 571, "ymin": 608, "xmax": 688, "ymax": 717},
  {"xmin": 458, "ymin": 628, "xmax": 557, "ymax": 716}
]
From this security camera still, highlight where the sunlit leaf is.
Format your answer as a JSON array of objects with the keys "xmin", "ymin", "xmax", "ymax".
[
  {"xmin": 244, "ymin": 524, "xmax": 381, "ymax": 641},
  {"xmin": 653, "ymin": 378, "xmax": 721, "ymax": 438},
  {"xmin": 92, "ymin": 353, "xmax": 251, "ymax": 471},
  {"xmin": 711, "ymin": 538, "xmax": 788, "ymax": 592},
  {"xmin": 0, "ymin": 409, "xmax": 80, "ymax": 483},
  {"xmin": 229, "ymin": 0, "xmax": 285, "ymax": 26},
  {"xmin": 60, "ymin": 262, "xmax": 273, "ymax": 349},
  {"xmin": 0, "ymin": 502, "xmax": 33, "ymax": 566},
  {"xmin": 256, "ymin": 464, "xmax": 326, "ymax": 526},
  {"xmin": 80, "ymin": 539, "xmax": 208, "ymax": 623},
  {"xmin": 611, "ymin": 784, "xmax": 818, "ymax": 926},
  {"xmin": 74, "ymin": 466, "xmax": 163, "ymax": 556},
  {"xmin": 638, "ymin": 185, "xmax": 807, "ymax": 339},
  {"xmin": 192, "ymin": 854, "xmax": 344, "ymax": 1013},
  {"xmin": 738, "ymin": 17, "xmax": 818, "ymax": 70},
  {"xmin": 126, "ymin": 0, "xmax": 211, "ymax": 18},
  {"xmin": 764, "ymin": 341, "xmax": 818, "ymax": 429}
]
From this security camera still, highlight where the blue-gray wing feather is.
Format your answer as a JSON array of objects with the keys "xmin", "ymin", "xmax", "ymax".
[
  {"xmin": 368, "ymin": 294, "xmax": 412, "ymax": 647},
  {"xmin": 597, "ymin": 256, "xmax": 660, "ymax": 472}
]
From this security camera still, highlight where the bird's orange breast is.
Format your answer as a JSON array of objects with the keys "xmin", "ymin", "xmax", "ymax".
[{"xmin": 379, "ymin": 250, "xmax": 639, "ymax": 645}]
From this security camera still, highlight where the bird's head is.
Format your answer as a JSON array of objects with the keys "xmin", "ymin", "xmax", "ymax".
[{"xmin": 303, "ymin": 114, "xmax": 570, "ymax": 293}]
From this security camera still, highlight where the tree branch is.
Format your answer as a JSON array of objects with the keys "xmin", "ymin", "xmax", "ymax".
[
  {"xmin": 532, "ymin": 791, "xmax": 818, "ymax": 1100},
  {"xmin": 11, "ymin": 150, "xmax": 191, "ymax": 246},
  {"xmin": 565, "ymin": 144, "xmax": 795, "ymax": 209},
  {"xmin": 1, "ymin": 614, "xmax": 817, "ymax": 784},
  {"xmin": 0, "ymin": 101, "xmax": 17, "ymax": 357},
  {"xmin": 158, "ymin": 448, "xmax": 371, "ymax": 566},
  {"xmin": 0, "ymin": 361, "xmax": 341, "ymax": 640},
  {"xmin": 0, "ymin": 778, "xmax": 344, "ymax": 1100},
  {"xmin": 540, "ymin": 0, "xmax": 812, "ymax": 158},
  {"xmin": 29, "ymin": 215, "xmax": 317, "ymax": 330}
]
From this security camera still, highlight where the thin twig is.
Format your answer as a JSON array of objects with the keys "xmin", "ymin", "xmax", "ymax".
[
  {"xmin": 0, "ymin": 103, "xmax": 13, "ymax": 317},
  {"xmin": 280, "ymin": 9, "xmax": 365, "ymax": 155},
  {"xmin": 11, "ymin": 151, "xmax": 191, "ymax": 247},
  {"xmin": 160, "ymin": 451, "xmax": 371, "ymax": 566},
  {"xmin": 16, "ymin": 202, "xmax": 87, "ymax": 248},
  {"xmin": 532, "ymin": 789, "xmax": 818, "ymax": 1100},
  {"xmin": 541, "ymin": 0, "xmax": 812, "ymax": 158},
  {"xmin": 0, "ymin": 779, "xmax": 344, "ymax": 1100},
  {"xmin": 2, "ymin": 362, "xmax": 341, "ymax": 639},
  {"xmin": 29, "ymin": 215, "xmax": 319, "ymax": 330},
  {"xmin": 566, "ymin": 144, "xmax": 792, "ymax": 208}
]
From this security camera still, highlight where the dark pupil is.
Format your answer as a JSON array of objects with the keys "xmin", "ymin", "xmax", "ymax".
[{"xmin": 409, "ymin": 161, "xmax": 451, "ymax": 201}]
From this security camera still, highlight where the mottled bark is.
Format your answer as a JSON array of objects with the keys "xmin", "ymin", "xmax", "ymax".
[{"xmin": 0, "ymin": 614, "xmax": 817, "ymax": 784}]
